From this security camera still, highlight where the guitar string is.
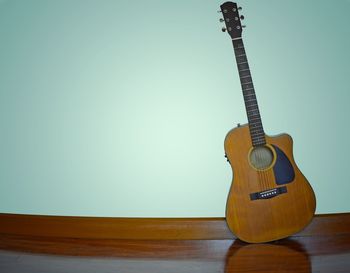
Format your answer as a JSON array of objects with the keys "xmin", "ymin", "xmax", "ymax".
[
  {"xmin": 236, "ymin": 43, "xmax": 269, "ymax": 191},
  {"xmin": 237, "ymin": 42, "xmax": 273, "ymax": 191},
  {"xmin": 256, "ymin": 147, "xmax": 263, "ymax": 189},
  {"xmin": 267, "ymin": 145, "xmax": 275, "ymax": 188},
  {"xmin": 265, "ymin": 147, "xmax": 274, "ymax": 189},
  {"xmin": 257, "ymin": 145, "xmax": 271, "ymax": 190},
  {"xmin": 251, "ymin": 129, "xmax": 262, "ymax": 190},
  {"xmin": 263, "ymin": 147, "xmax": 270, "ymax": 189},
  {"xmin": 261, "ymin": 148, "xmax": 270, "ymax": 189},
  {"xmin": 258, "ymin": 147, "xmax": 266, "ymax": 189},
  {"xmin": 253, "ymin": 144, "xmax": 261, "ymax": 190},
  {"xmin": 263, "ymin": 146, "xmax": 270, "ymax": 189},
  {"xmin": 257, "ymin": 147, "xmax": 268, "ymax": 190}
]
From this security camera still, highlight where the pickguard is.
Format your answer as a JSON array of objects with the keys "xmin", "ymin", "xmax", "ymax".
[{"xmin": 272, "ymin": 145, "xmax": 295, "ymax": 185}]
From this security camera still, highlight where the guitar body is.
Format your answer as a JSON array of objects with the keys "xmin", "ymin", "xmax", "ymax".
[{"xmin": 224, "ymin": 124, "xmax": 316, "ymax": 243}]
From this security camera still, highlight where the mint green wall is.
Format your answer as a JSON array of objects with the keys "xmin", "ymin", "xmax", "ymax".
[{"xmin": 0, "ymin": 0, "xmax": 349, "ymax": 216}]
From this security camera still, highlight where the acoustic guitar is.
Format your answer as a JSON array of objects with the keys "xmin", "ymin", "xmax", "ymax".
[{"xmin": 220, "ymin": 2, "xmax": 316, "ymax": 243}]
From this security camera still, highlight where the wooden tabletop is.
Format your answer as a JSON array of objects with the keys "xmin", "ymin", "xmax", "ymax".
[{"xmin": 0, "ymin": 233, "xmax": 349, "ymax": 273}]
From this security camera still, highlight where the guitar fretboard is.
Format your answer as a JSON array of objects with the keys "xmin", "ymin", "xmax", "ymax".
[{"xmin": 232, "ymin": 38, "xmax": 266, "ymax": 146}]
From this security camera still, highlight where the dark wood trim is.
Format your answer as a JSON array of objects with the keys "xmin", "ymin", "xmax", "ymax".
[
  {"xmin": 0, "ymin": 214, "xmax": 232, "ymax": 240},
  {"xmin": 0, "ymin": 213, "xmax": 349, "ymax": 240}
]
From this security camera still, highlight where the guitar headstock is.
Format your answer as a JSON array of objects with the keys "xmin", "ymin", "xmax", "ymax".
[{"xmin": 219, "ymin": 2, "xmax": 245, "ymax": 39}]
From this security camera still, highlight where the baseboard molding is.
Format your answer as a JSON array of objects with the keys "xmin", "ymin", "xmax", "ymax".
[{"xmin": 0, "ymin": 213, "xmax": 349, "ymax": 240}]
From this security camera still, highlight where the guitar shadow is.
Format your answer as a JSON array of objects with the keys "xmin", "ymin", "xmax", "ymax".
[{"xmin": 224, "ymin": 239, "xmax": 311, "ymax": 273}]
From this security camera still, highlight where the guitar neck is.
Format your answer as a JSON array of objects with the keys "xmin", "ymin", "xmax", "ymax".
[{"xmin": 232, "ymin": 38, "xmax": 266, "ymax": 146}]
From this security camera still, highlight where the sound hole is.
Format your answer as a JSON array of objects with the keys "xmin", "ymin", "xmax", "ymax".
[{"xmin": 249, "ymin": 145, "xmax": 275, "ymax": 170}]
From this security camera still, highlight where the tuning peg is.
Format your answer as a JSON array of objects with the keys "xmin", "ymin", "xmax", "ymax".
[
  {"xmin": 217, "ymin": 10, "xmax": 222, "ymax": 13},
  {"xmin": 221, "ymin": 27, "xmax": 227, "ymax": 32},
  {"xmin": 238, "ymin": 7, "xmax": 242, "ymax": 10},
  {"xmin": 242, "ymin": 25, "xmax": 246, "ymax": 28},
  {"xmin": 240, "ymin": 15, "xmax": 245, "ymax": 20},
  {"xmin": 219, "ymin": 18, "xmax": 224, "ymax": 22}
]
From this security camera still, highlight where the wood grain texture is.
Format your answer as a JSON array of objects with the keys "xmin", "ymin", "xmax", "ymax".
[
  {"xmin": 0, "ymin": 234, "xmax": 349, "ymax": 258},
  {"xmin": 0, "ymin": 214, "xmax": 232, "ymax": 240},
  {"xmin": 0, "ymin": 213, "xmax": 349, "ymax": 240},
  {"xmin": 224, "ymin": 124, "xmax": 316, "ymax": 243},
  {"xmin": 0, "ymin": 235, "xmax": 349, "ymax": 273}
]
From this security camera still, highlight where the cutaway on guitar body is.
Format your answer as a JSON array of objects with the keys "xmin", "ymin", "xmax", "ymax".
[{"xmin": 224, "ymin": 125, "xmax": 316, "ymax": 243}]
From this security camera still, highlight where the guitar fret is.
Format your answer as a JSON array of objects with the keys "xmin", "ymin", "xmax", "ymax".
[
  {"xmin": 253, "ymin": 137, "xmax": 265, "ymax": 141},
  {"xmin": 250, "ymin": 126, "xmax": 263, "ymax": 129},
  {"xmin": 250, "ymin": 121, "xmax": 263, "ymax": 125},
  {"xmin": 247, "ymin": 104, "xmax": 257, "ymax": 108},
  {"xmin": 253, "ymin": 141, "xmax": 266, "ymax": 146},
  {"xmin": 238, "ymin": 61, "xmax": 248, "ymax": 65},
  {"xmin": 253, "ymin": 137, "xmax": 265, "ymax": 140},
  {"xmin": 252, "ymin": 135, "xmax": 265, "ymax": 140},
  {"xmin": 250, "ymin": 119, "xmax": 262, "ymax": 123},
  {"xmin": 252, "ymin": 137, "xmax": 265, "ymax": 142},
  {"xmin": 252, "ymin": 135, "xmax": 265, "ymax": 141},
  {"xmin": 249, "ymin": 113, "xmax": 260, "ymax": 117},
  {"xmin": 243, "ymin": 94, "xmax": 256, "ymax": 100},
  {"xmin": 246, "ymin": 103, "xmax": 258, "ymax": 107},
  {"xmin": 247, "ymin": 110, "xmax": 259, "ymax": 114},
  {"xmin": 239, "ymin": 71, "xmax": 252, "ymax": 77},
  {"xmin": 250, "ymin": 127, "xmax": 263, "ymax": 132},
  {"xmin": 251, "ymin": 131, "xmax": 264, "ymax": 135},
  {"xmin": 249, "ymin": 121, "xmax": 262, "ymax": 126},
  {"xmin": 239, "ymin": 70, "xmax": 251, "ymax": 76},
  {"xmin": 244, "ymin": 91, "xmax": 255, "ymax": 94},
  {"xmin": 252, "ymin": 140, "xmax": 266, "ymax": 144},
  {"xmin": 245, "ymin": 96, "xmax": 256, "ymax": 100},
  {"xmin": 248, "ymin": 114, "xmax": 260, "ymax": 118},
  {"xmin": 252, "ymin": 132, "xmax": 264, "ymax": 136},
  {"xmin": 250, "ymin": 121, "xmax": 262, "ymax": 125},
  {"xmin": 252, "ymin": 131, "xmax": 265, "ymax": 136}
]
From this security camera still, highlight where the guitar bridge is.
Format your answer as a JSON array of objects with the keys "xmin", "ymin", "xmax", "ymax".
[{"xmin": 250, "ymin": 186, "xmax": 287, "ymax": 200}]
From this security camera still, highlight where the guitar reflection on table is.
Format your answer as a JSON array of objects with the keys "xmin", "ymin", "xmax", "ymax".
[{"xmin": 224, "ymin": 239, "xmax": 311, "ymax": 273}]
